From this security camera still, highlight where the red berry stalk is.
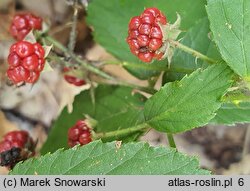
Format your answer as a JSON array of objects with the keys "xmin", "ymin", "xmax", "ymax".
[
  {"xmin": 0, "ymin": 130, "xmax": 36, "ymax": 169},
  {"xmin": 68, "ymin": 120, "xmax": 92, "ymax": 147},
  {"xmin": 127, "ymin": 8, "xmax": 167, "ymax": 62},
  {"xmin": 63, "ymin": 67, "xmax": 86, "ymax": 86},
  {"xmin": 7, "ymin": 41, "xmax": 45, "ymax": 85},
  {"xmin": 9, "ymin": 13, "xmax": 42, "ymax": 40}
]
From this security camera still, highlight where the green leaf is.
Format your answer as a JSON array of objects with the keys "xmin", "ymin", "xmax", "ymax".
[
  {"xmin": 210, "ymin": 102, "xmax": 250, "ymax": 125},
  {"xmin": 41, "ymin": 85, "xmax": 146, "ymax": 154},
  {"xmin": 87, "ymin": 0, "xmax": 207, "ymax": 79},
  {"xmin": 206, "ymin": 0, "xmax": 250, "ymax": 78},
  {"xmin": 11, "ymin": 141, "xmax": 210, "ymax": 175},
  {"xmin": 163, "ymin": 17, "xmax": 221, "ymax": 83},
  {"xmin": 144, "ymin": 64, "xmax": 233, "ymax": 133}
]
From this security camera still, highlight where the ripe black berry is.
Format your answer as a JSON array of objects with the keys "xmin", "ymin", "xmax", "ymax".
[
  {"xmin": 0, "ymin": 147, "xmax": 21, "ymax": 168},
  {"xmin": 0, "ymin": 130, "xmax": 36, "ymax": 169}
]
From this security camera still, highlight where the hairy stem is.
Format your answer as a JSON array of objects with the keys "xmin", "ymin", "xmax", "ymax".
[
  {"xmin": 94, "ymin": 123, "xmax": 149, "ymax": 140},
  {"xmin": 169, "ymin": 39, "xmax": 217, "ymax": 64},
  {"xmin": 45, "ymin": 35, "xmax": 157, "ymax": 94},
  {"xmin": 148, "ymin": 76, "xmax": 160, "ymax": 89},
  {"xmin": 115, "ymin": 80, "xmax": 157, "ymax": 94},
  {"xmin": 167, "ymin": 133, "xmax": 177, "ymax": 149},
  {"xmin": 107, "ymin": 61, "xmax": 194, "ymax": 74},
  {"xmin": 68, "ymin": 0, "xmax": 79, "ymax": 53},
  {"xmin": 45, "ymin": 35, "xmax": 114, "ymax": 80},
  {"xmin": 222, "ymin": 91, "xmax": 250, "ymax": 103}
]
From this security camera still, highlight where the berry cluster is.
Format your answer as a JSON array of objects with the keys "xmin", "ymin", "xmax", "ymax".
[
  {"xmin": 68, "ymin": 120, "xmax": 92, "ymax": 147},
  {"xmin": 63, "ymin": 67, "xmax": 86, "ymax": 86},
  {"xmin": 127, "ymin": 8, "xmax": 167, "ymax": 62},
  {"xmin": 9, "ymin": 13, "xmax": 42, "ymax": 40},
  {"xmin": 7, "ymin": 41, "xmax": 45, "ymax": 84},
  {"xmin": 0, "ymin": 130, "xmax": 35, "ymax": 168}
]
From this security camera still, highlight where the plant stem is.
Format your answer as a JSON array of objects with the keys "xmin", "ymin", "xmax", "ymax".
[
  {"xmin": 115, "ymin": 80, "xmax": 157, "ymax": 94},
  {"xmin": 45, "ymin": 35, "xmax": 114, "ymax": 80},
  {"xmin": 107, "ymin": 61, "xmax": 194, "ymax": 74},
  {"xmin": 222, "ymin": 93, "xmax": 250, "ymax": 103},
  {"xmin": 148, "ymin": 76, "xmax": 160, "ymax": 89},
  {"xmin": 68, "ymin": 0, "xmax": 79, "ymax": 53},
  {"xmin": 46, "ymin": 38, "xmax": 157, "ymax": 94},
  {"xmin": 167, "ymin": 133, "xmax": 177, "ymax": 148},
  {"xmin": 94, "ymin": 123, "xmax": 149, "ymax": 140},
  {"xmin": 169, "ymin": 39, "xmax": 217, "ymax": 64}
]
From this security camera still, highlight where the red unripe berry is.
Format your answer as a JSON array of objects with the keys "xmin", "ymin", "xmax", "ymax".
[
  {"xmin": 7, "ymin": 41, "xmax": 45, "ymax": 84},
  {"xmin": 17, "ymin": 29, "xmax": 29, "ymax": 41},
  {"xmin": 150, "ymin": 26, "xmax": 163, "ymax": 39},
  {"xmin": 138, "ymin": 24, "xmax": 151, "ymax": 35},
  {"xmin": 143, "ymin": 8, "xmax": 167, "ymax": 25},
  {"xmin": 68, "ymin": 127, "xmax": 82, "ymax": 141},
  {"xmin": 130, "ymin": 48, "xmax": 139, "ymax": 56},
  {"xmin": 71, "ymin": 78, "xmax": 86, "ymax": 86},
  {"xmin": 79, "ymin": 131, "xmax": 91, "ymax": 139},
  {"xmin": 2, "ymin": 131, "xmax": 28, "ymax": 146},
  {"xmin": 64, "ymin": 75, "xmax": 86, "ymax": 86},
  {"xmin": 15, "ymin": 41, "xmax": 34, "ymax": 58},
  {"xmin": 137, "ymin": 35, "xmax": 150, "ymax": 47},
  {"xmin": 12, "ymin": 141, "xmax": 24, "ymax": 148},
  {"xmin": 68, "ymin": 140, "xmax": 78, "ymax": 148},
  {"xmin": 25, "ymin": 14, "xmax": 42, "ymax": 29},
  {"xmin": 10, "ymin": 44, "xmax": 17, "ymax": 52},
  {"xmin": 129, "ymin": 16, "xmax": 141, "ymax": 30},
  {"xmin": 127, "ymin": 8, "xmax": 167, "ymax": 62},
  {"xmin": 75, "ymin": 120, "xmax": 88, "ymax": 129},
  {"xmin": 144, "ymin": 8, "xmax": 161, "ymax": 17},
  {"xmin": 37, "ymin": 59, "xmax": 45, "ymax": 72},
  {"xmin": 8, "ymin": 53, "xmax": 21, "ymax": 68},
  {"xmin": 34, "ymin": 43, "xmax": 45, "ymax": 59},
  {"xmin": 149, "ymin": 38, "xmax": 162, "ymax": 51},
  {"xmin": 8, "ymin": 131, "xmax": 24, "ymax": 140},
  {"xmin": 138, "ymin": 52, "xmax": 154, "ymax": 63},
  {"xmin": 23, "ymin": 54, "xmax": 39, "ymax": 70},
  {"xmin": 0, "ymin": 141, "xmax": 11, "ymax": 153},
  {"xmin": 26, "ymin": 71, "xmax": 40, "ymax": 83},
  {"xmin": 63, "ymin": 68, "xmax": 86, "ymax": 86},
  {"xmin": 68, "ymin": 120, "xmax": 92, "ymax": 147},
  {"xmin": 140, "ymin": 12, "xmax": 155, "ymax": 24},
  {"xmin": 129, "ymin": 30, "xmax": 140, "ymax": 38},
  {"xmin": 7, "ymin": 66, "xmax": 30, "ymax": 84},
  {"xmin": 155, "ymin": 15, "xmax": 167, "ymax": 25},
  {"xmin": 10, "ymin": 25, "xmax": 18, "ymax": 36},
  {"xmin": 127, "ymin": 39, "xmax": 140, "ymax": 50},
  {"xmin": 10, "ymin": 13, "xmax": 42, "ymax": 40},
  {"xmin": 79, "ymin": 132, "xmax": 92, "ymax": 145},
  {"xmin": 13, "ymin": 15, "xmax": 28, "ymax": 30}
]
